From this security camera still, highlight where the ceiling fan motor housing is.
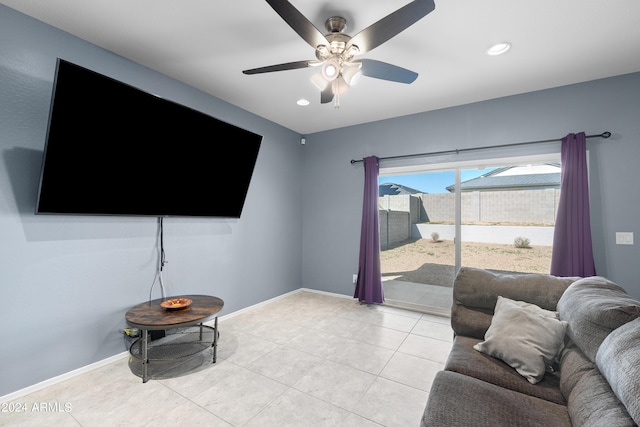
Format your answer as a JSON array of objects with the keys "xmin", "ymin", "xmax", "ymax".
[
  {"xmin": 316, "ymin": 17, "xmax": 356, "ymax": 62},
  {"xmin": 325, "ymin": 16, "xmax": 347, "ymax": 33}
]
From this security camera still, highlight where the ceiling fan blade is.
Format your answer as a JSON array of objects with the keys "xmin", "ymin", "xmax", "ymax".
[
  {"xmin": 360, "ymin": 59, "xmax": 418, "ymax": 84},
  {"xmin": 243, "ymin": 60, "xmax": 319, "ymax": 75},
  {"xmin": 348, "ymin": 0, "xmax": 435, "ymax": 54},
  {"xmin": 265, "ymin": 0, "xmax": 328, "ymax": 49},
  {"xmin": 321, "ymin": 86, "xmax": 334, "ymax": 104}
]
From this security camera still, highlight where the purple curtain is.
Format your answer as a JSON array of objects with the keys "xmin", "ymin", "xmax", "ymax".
[
  {"xmin": 550, "ymin": 132, "xmax": 596, "ymax": 277},
  {"xmin": 354, "ymin": 156, "xmax": 384, "ymax": 304}
]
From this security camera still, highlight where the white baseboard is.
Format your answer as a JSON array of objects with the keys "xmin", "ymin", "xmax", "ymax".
[
  {"xmin": 299, "ymin": 287, "xmax": 353, "ymax": 300},
  {"xmin": 2, "ymin": 288, "xmax": 336, "ymax": 403},
  {"xmin": 0, "ymin": 352, "xmax": 129, "ymax": 404}
]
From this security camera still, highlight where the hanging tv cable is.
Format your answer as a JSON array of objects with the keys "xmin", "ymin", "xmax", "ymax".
[{"xmin": 149, "ymin": 217, "xmax": 167, "ymax": 301}]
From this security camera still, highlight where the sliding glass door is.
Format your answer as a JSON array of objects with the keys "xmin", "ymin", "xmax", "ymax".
[{"xmin": 379, "ymin": 154, "xmax": 559, "ymax": 315}]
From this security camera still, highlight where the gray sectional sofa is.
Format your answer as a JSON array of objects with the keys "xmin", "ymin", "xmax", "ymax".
[{"xmin": 421, "ymin": 267, "xmax": 640, "ymax": 426}]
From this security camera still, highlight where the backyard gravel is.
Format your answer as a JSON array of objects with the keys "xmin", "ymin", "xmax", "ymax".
[{"xmin": 380, "ymin": 238, "xmax": 553, "ymax": 287}]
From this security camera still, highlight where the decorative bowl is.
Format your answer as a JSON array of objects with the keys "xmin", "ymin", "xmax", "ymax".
[{"xmin": 160, "ymin": 297, "xmax": 192, "ymax": 311}]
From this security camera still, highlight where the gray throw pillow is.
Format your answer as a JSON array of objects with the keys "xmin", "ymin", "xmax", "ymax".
[{"xmin": 474, "ymin": 296, "xmax": 568, "ymax": 384}]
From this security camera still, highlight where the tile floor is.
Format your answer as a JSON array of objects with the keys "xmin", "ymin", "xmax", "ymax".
[{"xmin": 2, "ymin": 290, "xmax": 453, "ymax": 427}]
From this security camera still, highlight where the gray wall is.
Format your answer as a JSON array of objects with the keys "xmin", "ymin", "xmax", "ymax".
[
  {"xmin": 0, "ymin": 6, "xmax": 303, "ymax": 397},
  {"xmin": 301, "ymin": 73, "xmax": 640, "ymax": 301}
]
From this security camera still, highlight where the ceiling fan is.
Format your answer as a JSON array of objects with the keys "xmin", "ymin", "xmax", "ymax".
[{"xmin": 242, "ymin": 0, "xmax": 436, "ymax": 107}]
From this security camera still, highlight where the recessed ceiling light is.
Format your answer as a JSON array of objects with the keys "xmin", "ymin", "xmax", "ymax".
[
  {"xmin": 297, "ymin": 98, "xmax": 310, "ymax": 106},
  {"xmin": 487, "ymin": 42, "xmax": 511, "ymax": 56}
]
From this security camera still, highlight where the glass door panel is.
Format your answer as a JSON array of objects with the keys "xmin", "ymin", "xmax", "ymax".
[
  {"xmin": 458, "ymin": 163, "xmax": 556, "ymax": 275},
  {"xmin": 379, "ymin": 170, "xmax": 456, "ymax": 315}
]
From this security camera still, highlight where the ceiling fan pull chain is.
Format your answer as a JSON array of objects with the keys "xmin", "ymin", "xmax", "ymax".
[{"xmin": 333, "ymin": 81, "xmax": 340, "ymax": 109}]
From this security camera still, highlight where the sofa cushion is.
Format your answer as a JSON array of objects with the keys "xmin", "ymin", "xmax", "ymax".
[
  {"xmin": 557, "ymin": 276, "xmax": 640, "ymax": 362},
  {"xmin": 421, "ymin": 370, "xmax": 571, "ymax": 427},
  {"xmin": 451, "ymin": 267, "xmax": 576, "ymax": 339},
  {"xmin": 559, "ymin": 341, "xmax": 635, "ymax": 426},
  {"xmin": 446, "ymin": 335, "xmax": 565, "ymax": 405},
  {"xmin": 559, "ymin": 341, "xmax": 595, "ymax": 400},
  {"xmin": 473, "ymin": 296, "xmax": 568, "ymax": 384},
  {"xmin": 596, "ymin": 317, "xmax": 640, "ymax": 424}
]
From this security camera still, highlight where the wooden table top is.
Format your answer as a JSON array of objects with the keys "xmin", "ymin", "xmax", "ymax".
[{"xmin": 125, "ymin": 295, "xmax": 224, "ymax": 330}]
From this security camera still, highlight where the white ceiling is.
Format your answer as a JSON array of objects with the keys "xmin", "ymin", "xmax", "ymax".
[{"xmin": 3, "ymin": 0, "xmax": 640, "ymax": 135}]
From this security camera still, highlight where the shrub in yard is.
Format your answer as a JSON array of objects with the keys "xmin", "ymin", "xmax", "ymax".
[
  {"xmin": 430, "ymin": 232, "xmax": 440, "ymax": 242},
  {"xmin": 514, "ymin": 236, "xmax": 531, "ymax": 248}
]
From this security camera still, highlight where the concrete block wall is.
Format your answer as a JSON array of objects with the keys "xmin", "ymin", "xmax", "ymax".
[
  {"xmin": 477, "ymin": 189, "xmax": 559, "ymax": 224},
  {"xmin": 379, "ymin": 210, "xmax": 410, "ymax": 249},
  {"xmin": 420, "ymin": 189, "xmax": 560, "ymax": 224},
  {"xmin": 421, "ymin": 194, "xmax": 454, "ymax": 222},
  {"xmin": 379, "ymin": 194, "xmax": 425, "ymax": 223}
]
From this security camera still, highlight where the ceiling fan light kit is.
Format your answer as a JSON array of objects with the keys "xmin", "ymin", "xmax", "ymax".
[
  {"xmin": 321, "ymin": 57, "xmax": 340, "ymax": 81},
  {"xmin": 243, "ymin": 0, "xmax": 437, "ymax": 107},
  {"xmin": 341, "ymin": 62, "xmax": 362, "ymax": 86}
]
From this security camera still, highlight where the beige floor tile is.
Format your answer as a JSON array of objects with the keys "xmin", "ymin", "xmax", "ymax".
[
  {"xmin": 314, "ymin": 316, "xmax": 367, "ymax": 341},
  {"xmin": 287, "ymin": 328, "xmax": 349, "ymax": 357},
  {"xmin": 397, "ymin": 334, "xmax": 453, "ymax": 364},
  {"xmin": 0, "ymin": 405, "xmax": 79, "ymax": 427},
  {"xmin": 324, "ymin": 339, "xmax": 395, "ymax": 375},
  {"xmin": 420, "ymin": 312, "xmax": 451, "ymax": 325},
  {"xmin": 191, "ymin": 365, "xmax": 288, "ymax": 426},
  {"xmin": 244, "ymin": 345, "xmax": 323, "ymax": 386},
  {"xmin": 411, "ymin": 318, "xmax": 454, "ymax": 342},
  {"xmin": 73, "ymin": 379, "xmax": 187, "ymax": 426},
  {"xmin": 380, "ymin": 352, "xmax": 444, "ymax": 392},
  {"xmin": 356, "ymin": 323, "xmax": 409, "ymax": 351},
  {"xmin": 341, "ymin": 413, "xmax": 385, "ymax": 426},
  {"xmin": 144, "ymin": 399, "xmax": 231, "ymax": 427},
  {"xmin": 359, "ymin": 310, "xmax": 420, "ymax": 332},
  {"xmin": 351, "ymin": 377, "xmax": 429, "ymax": 427},
  {"xmin": 292, "ymin": 359, "xmax": 377, "ymax": 411},
  {"xmin": 215, "ymin": 329, "xmax": 279, "ymax": 367},
  {"xmin": 379, "ymin": 305, "xmax": 425, "ymax": 319},
  {"xmin": 244, "ymin": 388, "xmax": 351, "ymax": 427},
  {"xmin": 160, "ymin": 358, "xmax": 242, "ymax": 398}
]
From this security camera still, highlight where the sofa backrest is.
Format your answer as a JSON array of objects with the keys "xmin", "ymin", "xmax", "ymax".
[
  {"xmin": 556, "ymin": 277, "xmax": 640, "ymax": 426},
  {"xmin": 557, "ymin": 276, "xmax": 640, "ymax": 362},
  {"xmin": 559, "ymin": 341, "xmax": 635, "ymax": 426},
  {"xmin": 451, "ymin": 267, "xmax": 577, "ymax": 339},
  {"xmin": 596, "ymin": 317, "xmax": 640, "ymax": 425}
]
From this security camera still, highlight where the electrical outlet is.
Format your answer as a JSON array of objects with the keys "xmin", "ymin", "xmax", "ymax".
[
  {"xmin": 352, "ymin": 274, "xmax": 358, "ymax": 284},
  {"xmin": 616, "ymin": 232, "xmax": 634, "ymax": 245}
]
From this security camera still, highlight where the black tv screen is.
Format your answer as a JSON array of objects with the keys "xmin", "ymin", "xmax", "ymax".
[{"xmin": 36, "ymin": 59, "xmax": 262, "ymax": 218}]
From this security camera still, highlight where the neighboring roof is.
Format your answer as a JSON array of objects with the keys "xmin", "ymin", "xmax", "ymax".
[
  {"xmin": 379, "ymin": 182, "xmax": 424, "ymax": 196},
  {"xmin": 446, "ymin": 164, "xmax": 561, "ymax": 192}
]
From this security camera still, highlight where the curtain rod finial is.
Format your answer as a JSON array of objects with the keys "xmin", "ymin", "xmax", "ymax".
[{"xmin": 602, "ymin": 131, "xmax": 611, "ymax": 138}]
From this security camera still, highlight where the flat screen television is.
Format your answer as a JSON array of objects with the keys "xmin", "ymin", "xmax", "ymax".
[{"xmin": 36, "ymin": 58, "xmax": 263, "ymax": 218}]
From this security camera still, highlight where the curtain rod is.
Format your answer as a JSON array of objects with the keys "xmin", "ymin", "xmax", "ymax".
[{"xmin": 349, "ymin": 131, "xmax": 611, "ymax": 164}]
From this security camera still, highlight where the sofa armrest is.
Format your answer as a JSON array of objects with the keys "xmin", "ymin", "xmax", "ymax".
[{"xmin": 451, "ymin": 267, "xmax": 577, "ymax": 339}]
